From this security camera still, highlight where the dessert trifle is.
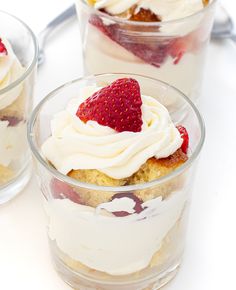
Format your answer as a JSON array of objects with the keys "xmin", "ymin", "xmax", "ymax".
[
  {"xmin": 0, "ymin": 11, "xmax": 37, "ymax": 203},
  {"xmin": 28, "ymin": 74, "xmax": 205, "ymax": 290},
  {"xmin": 76, "ymin": 0, "xmax": 216, "ymax": 103}
]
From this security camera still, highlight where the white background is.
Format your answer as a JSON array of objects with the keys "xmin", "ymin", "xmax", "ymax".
[{"xmin": 0, "ymin": 0, "xmax": 236, "ymax": 289}]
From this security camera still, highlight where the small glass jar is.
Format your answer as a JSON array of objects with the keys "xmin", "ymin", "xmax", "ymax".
[
  {"xmin": 28, "ymin": 73, "xmax": 205, "ymax": 290},
  {"xmin": 76, "ymin": 0, "xmax": 217, "ymax": 104},
  {"xmin": 0, "ymin": 10, "xmax": 38, "ymax": 203}
]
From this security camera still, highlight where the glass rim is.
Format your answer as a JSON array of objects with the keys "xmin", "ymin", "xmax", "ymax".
[
  {"xmin": 79, "ymin": 0, "xmax": 217, "ymax": 27},
  {"xmin": 0, "ymin": 10, "xmax": 38, "ymax": 96},
  {"xmin": 27, "ymin": 73, "xmax": 205, "ymax": 192}
]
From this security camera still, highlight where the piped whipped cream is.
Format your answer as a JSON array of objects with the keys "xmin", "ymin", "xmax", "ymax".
[
  {"xmin": 42, "ymin": 86, "xmax": 182, "ymax": 179},
  {"xmin": 93, "ymin": 0, "xmax": 209, "ymax": 21},
  {"xmin": 0, "ymin": 37, "xmax": 24, "ymax": 110},
  {"xmin": 46, "ymin": 188, "xmax": 187, "ymax": 275}
]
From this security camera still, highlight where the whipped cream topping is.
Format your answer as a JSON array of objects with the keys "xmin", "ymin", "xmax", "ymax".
[
  {"xmin": 94, "ymin": 0, "xmax": 208, "ymax": 21},
  {"xmin": 46, "ymin": 188, "xmax": 187, "ymax": 275},
  {"xmin": 42, "ymin": 86, "xmax": 182, "ymax": 179},
  {"xmin": 0, "ymin": 37, "xmax": 24, "ymax": 110}
]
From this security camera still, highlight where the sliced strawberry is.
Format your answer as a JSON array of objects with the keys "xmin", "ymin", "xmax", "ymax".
[
  {"xmin": 169, "ymin": 37, "xmax": 191, "ymax": 65},
  {"xmin": 89, "ymin": 15, "xmax": 170, "ymax": 67},
  {"xmin": 177, "ymin": 125, "xmax": 189, "ymax": 154},
  {"xmin": 89, "ymin": 14, "xmax": 110, "ymax": 37},
  {"xmin": 50, "ymin": 178, "xmax": 82, "ymax": 204},
  {"xmin": 0, "ymin": 116, "xmax": 22, "ymax": 127},
  {"xmin": 89, "ymin": 15, "xmax": 192, "ymax": 67},
  {"xmin": 118, "ymin": 37, "xmax": 172, "ymax": 68},
  {"xmin": 76, "ymin": 78, "xmax": 143, "ymax": 133},
  {"xmin": 0, "ymin": 38, "xmax": 8, "ymax": 56},
  {"xmin": 111, "ymin": 192, "xmax": 144, "ymax": 217}
]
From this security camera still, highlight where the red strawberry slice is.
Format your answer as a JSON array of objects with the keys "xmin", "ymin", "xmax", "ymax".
[
  {"xmin": 76, "ymin": 78, "xmax": 143, "ymax": 133},
  {"xmin": 0, "ymin": 116, "xmax": 22, "ymax": 127},
  {"xmin": 89, "ymin": 15, "xmax": 170, "ymax": 67},
  {"xmin": 169, "ymin": 40, "xmax": 186, "ymax": 65},
  {"xmin": 120, "ymin": 38, "xmax": 172, "ymax": 68},
  {"xmin": 89, "ymin": 15, "xmax": 192, "ymax": 67},
  {"xmin": 0, "ymin": 38, "xmax": 8, "ymax": 56},
  {"xmin": 177, "ymin": 125, "xmax": 189, "ymax": 154},
  {"xmin": 89, "ymin": 14, "xmax": 110, "ymax": 37},
  {"xmin": 111, "ymin": 192, "xmax": 144, "ymax": 217},
  {"xmin": 50, "ymin": 178, "xmax": 82, "ymax": 204},
  {"xmin": 169, "ymin": 36, "xmax": 193, "ymax": 65}
]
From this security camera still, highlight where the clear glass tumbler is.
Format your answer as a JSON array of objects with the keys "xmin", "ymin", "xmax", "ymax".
[
  {"xmin": 0, "ymin": 11, "xmax": 38, "ymax": 203},
  {"xmin": 76, "ymin": 0, "xmax": 217, "ymax": 103},
  {"xmin": 28, "ymin": 74, "xmax": 205, "ymax": 290}
]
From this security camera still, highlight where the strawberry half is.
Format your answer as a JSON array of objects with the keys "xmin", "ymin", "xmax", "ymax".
[
  {"xmin": 89, "ymin": 15, "xmax": 170, "ymax": 68},
  {"xmin": 0, "ymin": 38, "xmax": 8, "ymax": 56},
  {"xmin": 169, "ymin": 40, "xmax": 186, "ymax": 65},
  {"xmin": 76, "ymin": 78, "xmax": 143, "ymax": 133},
  {"xmin": 177, "ymin": 125, "xmax": 189, "ymax": 154},
  {"xmin": 89, "ymin": 15, "xmax": 192, "ymax": 67}
]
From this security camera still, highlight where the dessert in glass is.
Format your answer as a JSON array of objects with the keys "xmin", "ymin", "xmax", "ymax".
[
  {"xmin": 28, "ymin": 74, "xmax": 205, "ymax": 290},
  {"xmin": 0, "ymin": 11, "xmax": 38, "ymax": 204},
  {"xmin": 76, "ymin": 0, "xmax": 217, "ymax": 103}
]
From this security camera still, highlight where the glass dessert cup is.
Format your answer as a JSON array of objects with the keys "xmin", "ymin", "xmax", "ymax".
[
  {"xmin": 0, "ymin": 11, "xmax": 38, "ymax": 204},
  {"xmin": 76, "ymin": 0, "xmax": 217, "ymax": 104},
  {"xmin": 28, "ymin": 73, "xmax": 205, "ymax": 290}
]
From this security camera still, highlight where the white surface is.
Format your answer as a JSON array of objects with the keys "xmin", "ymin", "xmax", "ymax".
[{"xmin": 0, "ymin": 0, "xmax": 236, "ymax": 289}]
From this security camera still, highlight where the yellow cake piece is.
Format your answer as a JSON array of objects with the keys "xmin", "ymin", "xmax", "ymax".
[
  {"xmin": 68, "ymin": 168, "xmax": 127, "ymax": 187},
  {"xmin": 202, "ymin": 0, "xmax": 209, "ymax": 7},
  {"xmin": 129, "ymin": 149, "xmax": 187, "ymax": 185},
  {"xmin": 68, "ymin": 169, "xmax": 128, "ymax": 207},
  {"xmin": 68, "ymin": 149, "xmax": 188, "ymax": 207},
  {"xmin": 0, "ymin": 164, "xmax": 14, "ymax": 185},
  {"xmin": 87, "ymin": 0, "xmax": 97, "ymax": 5}
]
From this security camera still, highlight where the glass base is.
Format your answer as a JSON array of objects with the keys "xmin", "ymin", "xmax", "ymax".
[
  {"xmin": 0, "ymin": 162, "xmax": 32, "ymax": 204},
  {"xmin": 52, "ymin": 251, "xmax": 181, "ymax": 290}
]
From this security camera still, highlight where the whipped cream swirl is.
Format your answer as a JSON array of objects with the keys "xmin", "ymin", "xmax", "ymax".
[
  {"xmin": 0, "ymin": 37, "xmax": 24, "ymax": 110},
  {"xmin": 42, "ymin": 86, "xmax": 182, "ymax": 179},
  {"xmin": 94, "ymin": 0, "xmax": 208, "ymax": 21}
]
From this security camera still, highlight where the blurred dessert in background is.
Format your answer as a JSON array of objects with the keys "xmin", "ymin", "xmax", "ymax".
[
  {"xmin": 0, "ymin": 37, "xmax": 27, "ymax": 185},
  {"xmin": 77, "ymin": 0, "xmax": 215, "ymax": 104}
]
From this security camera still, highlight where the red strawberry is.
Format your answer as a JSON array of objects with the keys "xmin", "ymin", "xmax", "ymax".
[
  {"xmin": 111, "ymin": 192, "xmax": 144, "ymax": 217},
  {"xmin": 177, "ymin": 125, "xmax": 189, "ymax": 154},
  {"xmin": 0, "ymin": 116, "xmax": 22, "ymax": 127},
  {"xmin": 89, "ymin": 14, "xmax": 110, "ymax": 37},
  {"xmin": 88, "ymin": 15, "xmax": 193, "ymax": 68},
  {"xmin": 120, "ymin": 39, "xmax": 171, "ymax": 68},
  {"xmin": 76, "ymin": 78, "xmax": 143, "ymax": 133},
  {"xmin": 89, "ymin": 15, "xmax": 170, "ymax": 68},
  {"xmin": 169, "ymin": 39, "xmax": 187, "ymax": 65},
  {"xmin": 169, "ymin": 33, "xmax": 197, "ymax": 65},
  {"xmin": 0, "ymin": 38, "xmax": 8, "ymax": 56},
  {"xmin": 50, "ymin": 178, "xmax": 82, "ymax": 204}
]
